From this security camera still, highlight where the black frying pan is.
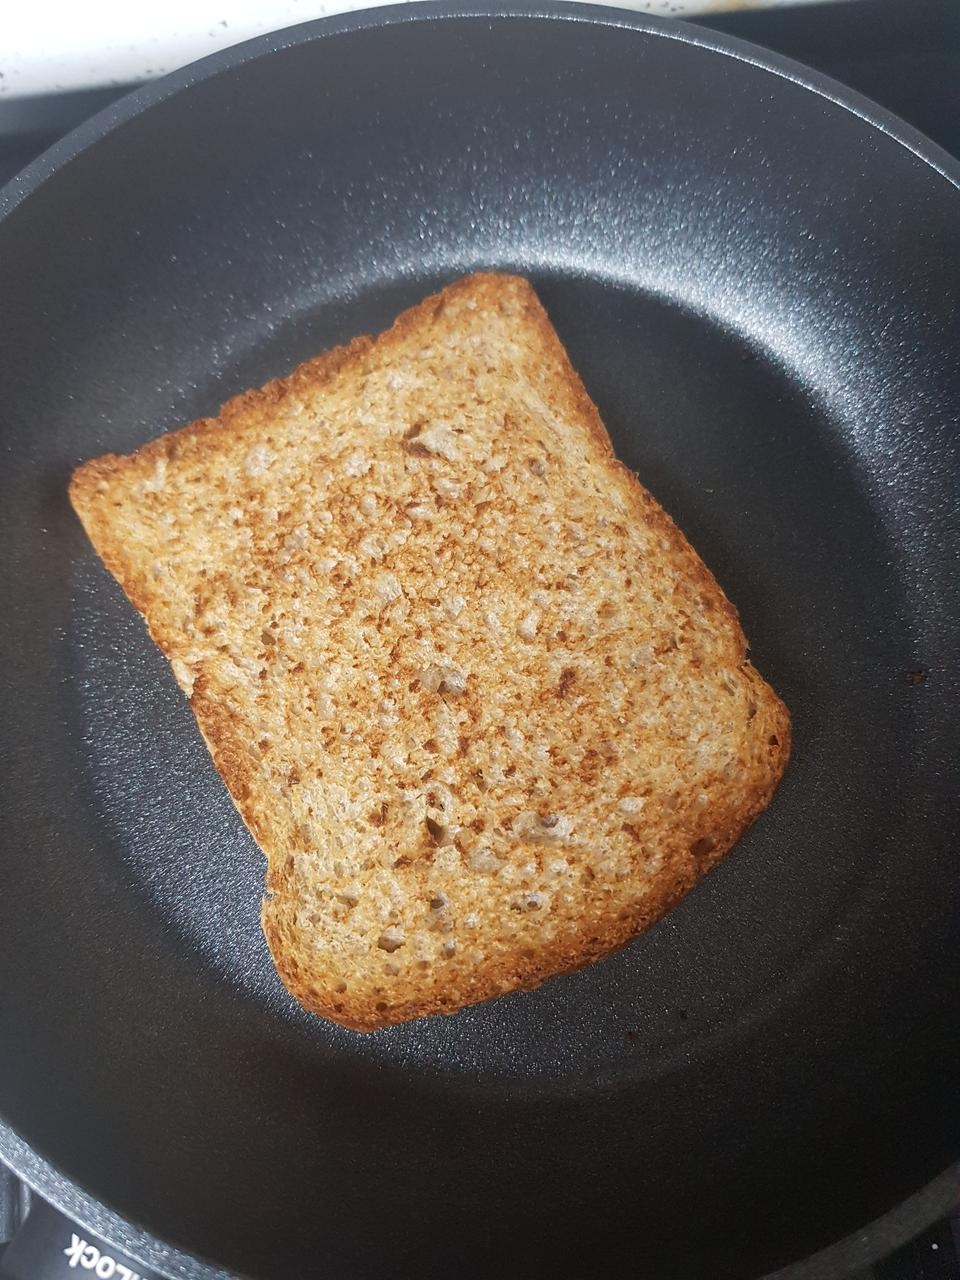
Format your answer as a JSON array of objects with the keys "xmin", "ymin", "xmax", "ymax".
[{"xmin": 1, "ymin": 5, "xmax": 958, "ymax": 1278}]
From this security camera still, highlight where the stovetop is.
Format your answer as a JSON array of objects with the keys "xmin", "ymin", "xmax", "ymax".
[{"xmin": 0, "ymin": 1, "xmax": 957, "ymax": 1277}]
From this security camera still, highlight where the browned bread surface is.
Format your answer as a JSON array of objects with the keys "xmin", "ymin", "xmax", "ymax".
[{"xmin": 70, "ymin": 273, "xmax": 790, "ymax": 1031}]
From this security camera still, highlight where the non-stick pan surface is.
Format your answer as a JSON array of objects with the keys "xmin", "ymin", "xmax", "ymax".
[{"xmin": 0, "ymin": 6, "xmax": 958, "ymax": 1279}]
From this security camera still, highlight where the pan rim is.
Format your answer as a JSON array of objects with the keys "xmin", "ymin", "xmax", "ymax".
[
  {"xmin": 2, "ymin": 1115, "xmax": 957, "ymax": 1280},
  {"xmin": 2, "ymin": 0, "xmax": 960, "ymax": 223},
  {"xmin": 1, "ymin": 3, "xmax": 957, "ymax": 1278}
]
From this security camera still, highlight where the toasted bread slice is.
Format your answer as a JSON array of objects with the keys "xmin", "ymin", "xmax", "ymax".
[{"xmin": 70, "ymin": 273, "xmax": 789, "ymax": 1031}]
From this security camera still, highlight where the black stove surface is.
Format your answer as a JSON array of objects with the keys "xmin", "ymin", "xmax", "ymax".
[{"xmin": 0, "ymin": 1, "xmax": 957, "ymax": 1278}]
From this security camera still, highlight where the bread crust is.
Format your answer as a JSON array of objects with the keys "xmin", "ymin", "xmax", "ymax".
[{"xmin": 70, "ymin": 273, "xmax": 790, "ymax": 1031}]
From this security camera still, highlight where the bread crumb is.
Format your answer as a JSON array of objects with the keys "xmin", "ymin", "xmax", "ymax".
[
  {"xmin": 467, "ymin": 848, "xmax": 500, "ymax": 873},
  {"xmin": 618, "ymin": 796, "xmax": 645, "ymax": 814},
  {"xmin": 410, "ymin": 422, "xmax": 459, "ymax": 460},
  {"xmin": 343, "ymin": 450, "xmax": 372, "ymax": 477},
  {"xmin": 377, "ymin": 927, "xmax": 405, "ymax": 953},
  {"xmin": 372, "ymin": 572, "xmax": 402, "ymax": 604},
  {"xmin": 419, "ymin": 664, "xmax": 467, "ymax": 695},
  {"xmin": 517, "ymin": 609, "xmax": 541, "ymax": 641},
  {"xmin": 514, "ymin": 811, "xmax": 572, "ymax": 842},
  {"xmin": 358, "ymin": 533, "xmax": 386, "ymax": 560},
  {"xmin": 244, "ymin": 443, "xmax": 275, "ymax": 476}
]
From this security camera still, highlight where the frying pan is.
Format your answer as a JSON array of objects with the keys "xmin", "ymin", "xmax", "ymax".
[{"xmin": 0, "ymin": 5, "xmax": 958, "ymax": 1278}]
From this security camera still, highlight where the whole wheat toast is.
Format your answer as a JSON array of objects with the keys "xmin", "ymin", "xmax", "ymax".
[{"xmin": 70, "ymin": 273, "xmax": 789, "ymax": 1031}]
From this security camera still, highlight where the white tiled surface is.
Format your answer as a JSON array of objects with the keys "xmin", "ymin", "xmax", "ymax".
[{"xmin": 1, "ymin": 0, "xmax": 843, "ymax": 98}]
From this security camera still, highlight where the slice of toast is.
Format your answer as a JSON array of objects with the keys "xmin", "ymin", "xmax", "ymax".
[{"xmin": 70, "ymin": 273, "xmax": 789, "ymax": 1031}]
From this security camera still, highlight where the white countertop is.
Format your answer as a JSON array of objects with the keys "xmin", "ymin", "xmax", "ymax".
[{"xmin": 1, "ymin": 0, "xmax": 840, "ymax": 99}]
